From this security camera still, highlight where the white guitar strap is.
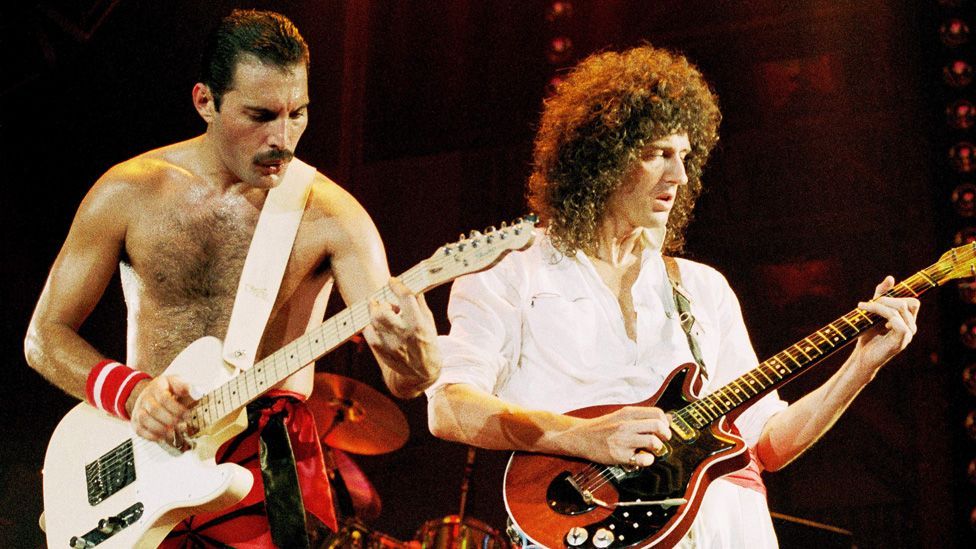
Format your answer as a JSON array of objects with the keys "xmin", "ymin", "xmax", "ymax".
[{"xmin": 222, "ymin": 158, "xmax": 316, "ymax": 371}]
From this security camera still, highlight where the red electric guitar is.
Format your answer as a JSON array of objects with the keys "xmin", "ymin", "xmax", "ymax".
[{"xmin": 504, "ymin": 244, "xmax": 976, "ymax": 548}]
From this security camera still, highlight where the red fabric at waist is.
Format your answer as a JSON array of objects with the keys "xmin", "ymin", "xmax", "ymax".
[
  {"xmin": 720, "ymin": 423, "xmax": 767, "ymax": 496},
  {"xmin": 162, "ymin": 391, "xmax": 337, "ymax": 548}
]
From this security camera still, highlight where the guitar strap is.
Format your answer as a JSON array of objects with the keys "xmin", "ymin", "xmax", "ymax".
[
  {"xmin": 663, "ymin": 256, "xmax": 709, "ymax": 380},
  {"xmin": 222, "ymin": 158, "xmax": 316, "ymax": 371},
  {"xmin": 221, "ymin": 159, "xmax": 317, "ymax": 548}
]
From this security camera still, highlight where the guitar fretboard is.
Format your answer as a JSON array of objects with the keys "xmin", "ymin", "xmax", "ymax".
[
  {"xmin": 184, "ymin": 260, "xmax": 431, "ymax": 432},
  {"xmin": 182, "ymin": 218, "xmax": 536, "ymax": 432},
  {"xmin": 672, "ymin": 257, "xmax": 953, "ymax": 431}
]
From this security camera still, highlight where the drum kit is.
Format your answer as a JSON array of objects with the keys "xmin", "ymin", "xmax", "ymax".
[{"xmin": 310, "ymin": 373, "xmax": 510, "ymax": 548}]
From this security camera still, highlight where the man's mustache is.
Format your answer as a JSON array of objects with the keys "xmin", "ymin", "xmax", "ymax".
[{"xmin": 254, "ymin": 149, "xmax": 294, "ymax": 164}]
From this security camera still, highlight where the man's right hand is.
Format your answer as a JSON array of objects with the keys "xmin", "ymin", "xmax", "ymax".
[
  {"xmin": 572, "ymin": 405, "xmax": 672, "ymax": 467},
  {"xmin": 128, "ymin": 376, "xmax": 198, "ymax": 446}
]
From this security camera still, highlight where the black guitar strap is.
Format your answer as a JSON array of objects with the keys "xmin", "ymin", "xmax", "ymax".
[{"xmin": 663, "ymin": 256, "xmax": 708, "ymax": 380}]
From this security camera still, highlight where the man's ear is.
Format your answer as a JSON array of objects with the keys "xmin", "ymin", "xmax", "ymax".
[{"xmin": 192, "ymin": 83, "xmax": 216, "ymax": 123}]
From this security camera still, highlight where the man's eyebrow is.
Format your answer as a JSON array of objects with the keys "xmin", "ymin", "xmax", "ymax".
[
  {"xmin": 647, "ymin": 142, "xmax": 692, "ymax": 153},
  {"xmin": 244, "ymin": 103, "xmax": 310, "ymax": 114}
]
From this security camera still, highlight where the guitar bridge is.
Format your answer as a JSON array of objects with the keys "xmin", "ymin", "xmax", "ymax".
[{"xmin": 68, "ymin": 502, "xmax": 143, "ymax": 548}]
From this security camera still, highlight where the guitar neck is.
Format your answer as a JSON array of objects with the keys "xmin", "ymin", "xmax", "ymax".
[
  {"xmin": 672, "ymin": 259, "xmax": 949, "ymax": 431},
  {"xmin": 187, "ymin": 260, "xmax": 434, "ymax": 431},
  {"xmin": 183, "ymin": 215, "xmax": 538, "ymax": 431}
]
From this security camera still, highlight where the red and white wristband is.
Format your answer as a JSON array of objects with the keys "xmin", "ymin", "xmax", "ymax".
[{"xmin": 85, "ymin": 360, "xmax": 152, "ymax": 420}]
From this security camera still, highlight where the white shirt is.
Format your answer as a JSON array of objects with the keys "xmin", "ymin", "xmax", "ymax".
[{"xmin": 428, "ymin": 231, "xmax": 787, "ymax": 547}]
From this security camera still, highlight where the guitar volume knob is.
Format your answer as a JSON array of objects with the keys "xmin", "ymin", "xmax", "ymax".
[
  {"xmin": 565, "ymin": 526, "xmax": 588, "ymax": 546},
  {"xmin": 592, "ymin": 528, "xmax": 614, "ymax": 548}
]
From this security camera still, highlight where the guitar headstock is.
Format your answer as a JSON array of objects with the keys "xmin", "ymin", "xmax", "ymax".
[
  {"xmin": 936, "ymin": 242, "xmax": 976, "ymax": 284},
  {"xmin": 420, "ymin": 215, "xmax": 538, "ymax": 289}
]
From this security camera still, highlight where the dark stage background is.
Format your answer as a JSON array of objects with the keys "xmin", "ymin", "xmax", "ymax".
[{"xmin": 1, "ymin": 1, "xmax": 971, "ymax": 547}]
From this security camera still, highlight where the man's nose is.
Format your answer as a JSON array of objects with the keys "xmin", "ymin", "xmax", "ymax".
[
  {"xmin": 267, "ymin": 118, "xmax": 289, "ymax": 149},
  {"xmin": 669, "ymin": 157, "xmax": 689, "ymax": 186}
]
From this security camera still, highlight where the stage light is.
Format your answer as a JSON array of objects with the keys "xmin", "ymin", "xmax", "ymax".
[
  {"xmin": 944, "ymin": 60, "xmax": 974, "ymax": 88},
  {"xmin": 964, "ymin": 363, "xmax": 976, "ymax": 395},
  {"xmin": 952, "ymin": 182, "xmax": 976, "ymax": 216},
  {"xmin": 546, "ymin": 1, "xmax": 574, "ymax": 22},
  {"xmin": 940, "ymin": 19, "xmax": 970, "ymax": 47},
  {"xmin": 959, "ymin": 317, "xmax": 976, "ymax": 348},
  {"xmin": 960, "ymin": 280, "xmax": 976, "ymax": 304},
  {"xmin": 948, "ymin": 100, "xmax": 976, "ymax": 130},
  {"xmin": 954, "ymin": 227, "xmax": 976, "ymax": 246},
  {"xmin": 950, "ymin": 142, "xmax": 976, "ymax": 173},
  {"xmin": 964, "ymin": 409, "xmax": 976, "ymax": 438},
  {"xmin": 968, "ymin": 457, "xmax": 976, "ymax": 485},
  {"xmin": 547, "ymin": 36, "xmax": 573, "ymax": 65}
]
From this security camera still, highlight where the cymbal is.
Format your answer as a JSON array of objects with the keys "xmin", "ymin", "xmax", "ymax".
[{"xmin": 309, "ymin": 373, "xmax": 409, "ymax": 455}]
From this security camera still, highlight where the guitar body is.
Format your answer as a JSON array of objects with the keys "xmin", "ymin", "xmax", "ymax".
[
  {"xmin": 42, "ymin": 337, "xmax": 253, "ymax": 549},
  {"xmin": 504, "ymin": 363, "xmax": 750, "ymax": 548}
]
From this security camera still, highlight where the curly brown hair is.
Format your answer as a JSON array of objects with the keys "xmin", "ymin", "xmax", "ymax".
[{"xmin": 527, "ymin": 45, "xmax": 721, "ymax": 256}]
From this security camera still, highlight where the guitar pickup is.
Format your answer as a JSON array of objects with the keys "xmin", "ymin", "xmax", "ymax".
[{"xmin": 669, "ymin": 415, "xmax": 699, "ymax": 443}]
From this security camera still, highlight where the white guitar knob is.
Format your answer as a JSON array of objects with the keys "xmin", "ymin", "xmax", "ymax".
[
  {"xmin": 565, "ymin": 526, "xmax": 588, "ymax": 546},
  {"xmin": 592, "ymin": 528, "xmax": 615, "ymax": 548}
]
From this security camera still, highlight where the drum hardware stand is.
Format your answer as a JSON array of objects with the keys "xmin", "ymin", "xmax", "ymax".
[{"xmin": 457, "ymin": 446, "xmax": 477, "ymax": 521}]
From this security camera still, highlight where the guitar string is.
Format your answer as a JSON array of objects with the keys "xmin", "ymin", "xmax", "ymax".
[
  {"xmin": 87, "ymin": 226, "xmax": 533, "ymax": 484},
  {"xmin": 90, "ymin": 243, "xmax": 974, "ymax": 493},
  {"xmin": 92, "ymin": 259, "xmax": 437, "ymax": 475},
  {"xmin": 564, "ymin": 249, "xmax": 972, "ymax": 498}
]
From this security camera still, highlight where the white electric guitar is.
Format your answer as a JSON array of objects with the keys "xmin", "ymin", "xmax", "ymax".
[{"xmin": 41, "ymin": 217, "xmax": 537, "ymax": 549}]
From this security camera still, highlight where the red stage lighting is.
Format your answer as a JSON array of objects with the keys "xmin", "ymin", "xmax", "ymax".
[
  {"xmin": 944, "ymin": 60, "xmax": 974, "ymax": 88},
  {"xmin": 950, "ymin": 142, "xmax": 976, "ymax": 173},
  {"xmin": 948, "ymin": 100, "xmax": 976, "ymax": 130},
  {"xmin": 940, "ymin": 19, "xmax": 971, "ymax": 47}
]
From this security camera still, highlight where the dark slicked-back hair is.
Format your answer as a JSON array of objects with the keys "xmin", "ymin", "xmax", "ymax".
[
  {"xmin": 201, "ymin": 9, "xmax": 309, "ymax": 110},
  {"xmin": 527, "ymin": 45, "xmax": 721, "ymax": 256}
]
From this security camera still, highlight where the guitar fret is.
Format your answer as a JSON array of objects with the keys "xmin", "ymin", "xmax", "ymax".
[
  {"xmin": 710, "ymin": 394, "xmax": 730, "ymax": 413},
  {"xmin": 802, "ymin": 337, "xmax": 822, "ymax": 356},
  {"xmin": 769, "ymin": 357, "xmax": 790, "ymax": 376},
  {"xmin": 781, "ymin": 350, "xmax": 801, "ymax": 367},
  {"xmin": 726, "ymin": 382, "xmax": 745, "ymax": 403},
  {"xmin": 717, "ymin": 389, "xmax": 735, "ymax": 409},
  {"xmin": 755, "ymin": 364, "xmax": 774, "ymax": 384},
  {"xmin": 687, "ymin": 406, "xmax": 708, "ymax": 424},
  {"xmin": 700, "ymin": 397, "xmax": 719, "ymax": 416},
  {"xmin": 825, "ymin": 324, "xmax": 845, "ymax": 343},
  {"xmin": 839, "ymin": 315, "xmax": 858, "ymax": 330},
  {"xmin": 917, "ymin": 270, "xmax": 938, "ymax": 287},
  {"xmin": 812, "ymin": 330, "xmax": 834, "ymax": 350},
  {"xmin": 896, "ymin": 280, "xmax": 919, "ymax": 297}
]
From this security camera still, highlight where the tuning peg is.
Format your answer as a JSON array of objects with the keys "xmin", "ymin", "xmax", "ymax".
[
  {"xmin": 485, "ymin": 225, "xmax": 497, "ymax": 233},
  {"xmin": 470, "ymin": 230, "xmax": 483, "ymax": 237},
  {"xmin": 459, "ymin": 233, "xmax": 467, "ymax": 241},
  {"xmin": 500, "ymin": 220, "xmax": 508, "ymax": 228},
  {"xmin": 442, "ymin": 245, "xmax": 453, "ymax": 255}
]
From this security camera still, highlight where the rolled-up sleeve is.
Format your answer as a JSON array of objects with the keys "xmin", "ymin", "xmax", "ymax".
[
  {"xmin": 709, "ymin": 269, "xmax": 789, "ymax": 448},
  {"xmin": 426, "ymin": 257, "xmax": 524, "ymax": 398}
]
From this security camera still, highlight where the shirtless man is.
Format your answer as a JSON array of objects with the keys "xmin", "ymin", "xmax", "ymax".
[{"xmin": 25, "ymin": 9, "xmax": 440, "ymax": 547}]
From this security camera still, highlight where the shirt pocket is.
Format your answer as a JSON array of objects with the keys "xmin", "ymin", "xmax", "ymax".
[{"xmin": 523, "ymin": 291, "xmax": 603, "ymax": 363}]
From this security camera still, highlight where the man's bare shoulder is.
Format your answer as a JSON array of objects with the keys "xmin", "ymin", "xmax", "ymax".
[
  {"xmin": 297, "ymin": 169, "xmax": 385, "ymax": 267},
  {"xmin": 305, "ymin": 171, "xmax": 378, "ymax": 237},
  {"xmin": 93, "ymin": 139, "xmax": 201, "ymax": 202}
]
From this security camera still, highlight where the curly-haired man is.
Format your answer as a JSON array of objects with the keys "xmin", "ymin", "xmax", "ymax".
[{"xmin": 427, "ymin": 45, "xmax": 918, "ymax": 547}]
